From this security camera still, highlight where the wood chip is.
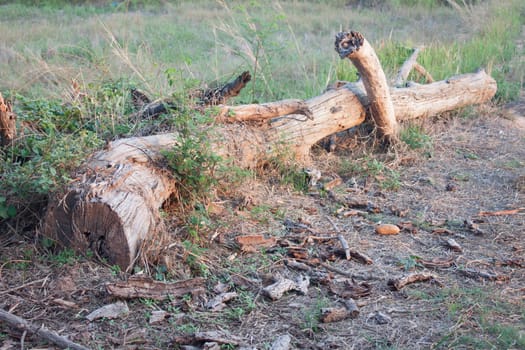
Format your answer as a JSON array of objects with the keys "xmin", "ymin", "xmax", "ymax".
[
  {"xmin": 388, "ymin": 273, "xmax": 439, "ymax": 291},
  {"xmin": 375, "ymin": 224, "xmax": 400, "ymax": 235},
  {"xmin": 51, "ymin": 298, "xmax": 79, "ymax": 309},
  {"xmin": 263, "ymin": 275, "xmax": 309, "ymax": 300},
  {"xmin": 235, "ymin": 234, "xmax": 277, "ymax": 252},
  {"xmin": 478, "ymin": 208, "xmax": 524, "ymax": 216},
  {"xmin": 320, "ymin": 307, "xmax": 352, "ymax": 323},
  {"xmin": 443, "ymin": 238, "xmax": 462, "ymax": 252},
  {"xmin": 86, "ymin": 301, "xmax": 129, "ymax": 322}
]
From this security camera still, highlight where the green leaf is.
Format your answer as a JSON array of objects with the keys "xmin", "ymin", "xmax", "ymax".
[{"xmin": 7, "ymin": 205, "xmax": 17, "ymax": 218}]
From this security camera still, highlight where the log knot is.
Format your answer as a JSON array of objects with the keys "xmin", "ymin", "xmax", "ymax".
[{"xmin": 335, "ymin": 31, "xmax": 364, "ymax": 59}]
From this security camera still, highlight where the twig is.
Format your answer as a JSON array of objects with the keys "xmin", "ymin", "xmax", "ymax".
[
  {"xmin": 395, "ymin": 47, "xmax": 422, "ymax": 86},
  {"xmin": 0, "ymin": 309, "xmax": 90, "ymax": 350},
  {"xmin": 413, "ymin": 62, "xmax": 434, "ymax": 83},
  {"xmin": 388, "ymin": 273, "xmax": 441, "ymax": 291},
  {"xmin": 457, "ymin": 268, "xmax": 510, "ymax": 282},
  {"xmin": 478, "ymin": 208, "xmax": 524, "ymax": 216}
]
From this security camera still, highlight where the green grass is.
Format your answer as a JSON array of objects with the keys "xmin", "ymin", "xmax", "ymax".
[{"xmin": 407, "ymin": 286, "xmax": 525, "ymax": 349}]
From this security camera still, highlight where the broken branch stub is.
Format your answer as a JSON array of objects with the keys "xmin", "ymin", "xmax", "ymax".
[
  {"xmin": 0, "ymin": 93, "xmax": 16, "ymax": 146},
  {"xmin": 335, "ymin": 31, "xmax": 399, "ymax": 141}
]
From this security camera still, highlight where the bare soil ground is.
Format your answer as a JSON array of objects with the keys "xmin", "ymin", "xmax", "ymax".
[{"xmin": 1, "ymin": 101, "xmax": 524, "ymax": 349}]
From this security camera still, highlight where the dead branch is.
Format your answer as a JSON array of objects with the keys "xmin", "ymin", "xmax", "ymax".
[
  {"xmin": 413, "ymin": 62, "xmax": 434, "ymax": 83},
  {"xmin": 457, "ymin": 268, "xmax": 510, "ymax": 282},
  {"xmin": 0, "ymin": 309, "xmax": 90, "ymax": 350},
  {"xmin": 106, "ymin": 276, "xmax": 205, "ymax": 300},
  {"xmin": 350, "ymin": 249, "xmax": 374, "ymax": 265},
  {"xmin": 388, "ymin": 273, "xmax": 439, "ymax": 291},
  {"xmin": 198, "ymin": 71, "xmax": 251, "ymax": 105},
  {"xmin": 477, "ymin": 208, "xmax": 524, "ymax": 216},
  {"xmin": 335, "ymin": 31, "xmax": 398, "ymax": 140}
]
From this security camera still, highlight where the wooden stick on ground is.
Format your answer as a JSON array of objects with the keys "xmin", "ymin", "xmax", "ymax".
[
  {"xmin": 0, "ymin": 309, "xmax": 90, "ymax": 350},
  {"xmin": 394, "ymin": 47, "xmax": 423, "ymax": 87},
  {"xmin": 335, "ymin": 31, "xmax": 399, "ymax": 141}
]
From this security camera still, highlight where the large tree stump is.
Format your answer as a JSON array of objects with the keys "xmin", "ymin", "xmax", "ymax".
[{"xmin": 43, "ymin": 31, "xmax": 497, "ymax": 269}]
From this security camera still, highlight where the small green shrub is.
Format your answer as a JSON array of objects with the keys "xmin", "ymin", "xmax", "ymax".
[{"xmin": 400, "ymin": 125, "xmax": 432, "ymax": 150}]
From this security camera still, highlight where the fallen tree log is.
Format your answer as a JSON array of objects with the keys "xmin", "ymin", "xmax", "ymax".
[{"xmin": 43, "ymin": 31, "xmax": 497, "ymax": 269}]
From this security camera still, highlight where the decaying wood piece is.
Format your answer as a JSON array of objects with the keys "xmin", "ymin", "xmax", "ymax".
[
  {"xmin": 388, "ymin": 272, "xmax": 439, "ymax": 291},
  {"xmin": 329, "ymin": 279, "xmax": 372, "ymax": 299},
  {"xmin": 174, "ymin": 331, "xmax": 243, "ymax": 347},
  {"xmin": 0, "ymin": 93, "xmax": 16, "ymax": 146},
  {"xmin": 335, "ymin": 31, "xmax": 398, "ymax": 140},
  {"xmin": 85, "ymin": 301, "xmax": 129, "ymax": 321},
  {"xmin": 0, "ymin": 309, "xmax": 90, "ymax": 350},
  {"xmin": 106, "ymin": 275, "xmax": 205, "ymax": 300},
  {"xmin": 413, "ymin": 62, "xmax": 434, "ymax": 83},
  {"xmin": 263, "ymin": 275, "xmax": 309, "ymax": 300},
  {"xmin": 205, "ymin": 292, "xmax": 238, "ymax": 311},
  {"xmin": 320, "ymin": 298, "xmax": 359, "ymax": 323},
  {"xmin": 235, "ymin": 234, "xmax": 278, "ymax": 253},
  {"xmin": 443, "ymin": 238, "xmax": 463, "ymax": 252}
]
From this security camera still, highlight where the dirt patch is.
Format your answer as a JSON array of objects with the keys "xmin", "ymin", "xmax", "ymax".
[{"xmin": 1, "ymin": 107, "xmax": 524, "ymax": 349}]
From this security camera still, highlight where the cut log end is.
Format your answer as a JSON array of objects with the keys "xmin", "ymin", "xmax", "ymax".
[
  {"xmin": 335, "ymin": 31, "xmax": 364, "ymax": 59},
  {"xmin": 44, "ymin": 192, "xmax": 132, "ymax": 269}
]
